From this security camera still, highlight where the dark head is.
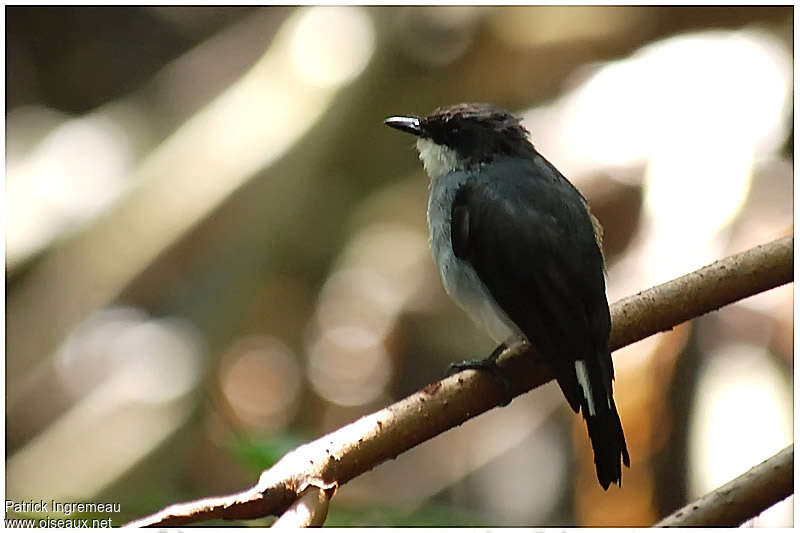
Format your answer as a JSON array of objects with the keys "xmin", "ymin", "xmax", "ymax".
[{"xmin": 384, "ymin": 103, "xmax": 535, "ymax": 179}]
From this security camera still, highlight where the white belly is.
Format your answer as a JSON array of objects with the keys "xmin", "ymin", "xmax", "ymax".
[{"xmin": 427, "ymin": 173, "xmax": 522, "ymax": 345}]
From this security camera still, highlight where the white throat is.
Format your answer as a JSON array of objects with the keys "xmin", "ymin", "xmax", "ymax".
[{"xmin": 416, "ymin": 138, "xmax": 460, "ymax": 180}]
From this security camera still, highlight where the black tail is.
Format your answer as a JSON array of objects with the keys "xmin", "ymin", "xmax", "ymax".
[{"xmin": 583, "ymin": 395, "xmax": 630, "ymax": 489}]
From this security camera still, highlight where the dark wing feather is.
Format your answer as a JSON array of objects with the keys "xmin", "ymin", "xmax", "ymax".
[
  {"xmin": 450, "ymin": 159, "xmax": 612, "ymax": 411},
  {"xmin": 450, "ymin": 155, "xmax": 628, "ymax": 488}
]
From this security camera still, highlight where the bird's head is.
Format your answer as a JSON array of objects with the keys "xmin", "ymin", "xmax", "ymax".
[{"xmin": 384, "ymin": 103, "xmax": 534, "ymax": 179}]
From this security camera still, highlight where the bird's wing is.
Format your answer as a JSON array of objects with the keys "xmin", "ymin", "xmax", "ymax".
[{"xmin": 450, "ymin": 170, "xmax": 612, "ymax": 412}]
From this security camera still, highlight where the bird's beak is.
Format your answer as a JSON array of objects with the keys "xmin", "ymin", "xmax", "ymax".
[{"xmin": 384, "ymin": 115, "xmax": 424, "ymax": 137}]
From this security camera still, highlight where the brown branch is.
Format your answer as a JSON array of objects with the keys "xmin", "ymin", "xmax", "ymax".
[
  {"xmin": 271, "ymin": 486, "xmax": 330, "ymax": 528},
  {"xmin": 124, "ymin": 236, "xmax": 793, "ymax": 527},
  {"xmin": 608, "ymin": 236, "xmax": 793, "ymax": 351},
  {"xmin": 654, "ymin": 445, "xmax": 793, "ymax": 527}
]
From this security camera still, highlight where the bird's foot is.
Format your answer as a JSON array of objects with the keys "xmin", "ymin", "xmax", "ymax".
[{"xmin": 447, "ymin": 343, "xmax": 513, "ymax": 405}]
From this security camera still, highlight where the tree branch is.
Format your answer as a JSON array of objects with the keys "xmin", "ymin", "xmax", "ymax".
[
  {"xmin": 608, "ymin": 236, "xmax": 793, "ymax": 351},
  {"xmin": 654, "ymin": 445, "xmax": 793, "ymax": 527},
  {"xmin": 271, "ymin": 486, "xmax": 330, "ymax": 528},
  {"xmin": 124, "ymin": 236, "xmax": 793, "ymax": 527}
]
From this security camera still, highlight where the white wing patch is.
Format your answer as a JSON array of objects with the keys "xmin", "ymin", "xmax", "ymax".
[{"xmin": 575, "ymin": 360, "xmax": 595, "ymax": 416}]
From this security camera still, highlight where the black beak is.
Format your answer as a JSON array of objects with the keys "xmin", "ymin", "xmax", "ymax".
[{"xmin": 384, "ymin": 115, "xmax": 424, "ymax": 137}]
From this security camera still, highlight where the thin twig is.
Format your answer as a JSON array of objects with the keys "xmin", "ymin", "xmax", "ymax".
[
  {"xmin": 124, "ymin": 236, "xmax": 793, "ymax": 527},
  {"xmin": 271, "ymin": 486, "xmax": 330, "ymax": 528},
  {"xmin": 655, "ymin": 445, "xmax": 793, "ymax": 527}
]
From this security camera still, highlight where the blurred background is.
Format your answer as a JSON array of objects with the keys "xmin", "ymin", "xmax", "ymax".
[{"xmin": 5, "ymin": 5, "xmax": 793, "ymax": 527}]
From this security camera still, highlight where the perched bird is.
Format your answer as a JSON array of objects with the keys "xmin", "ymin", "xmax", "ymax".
[{"xmin": 384, "ymin": 103, "xmax": 629, "ymax": 489}]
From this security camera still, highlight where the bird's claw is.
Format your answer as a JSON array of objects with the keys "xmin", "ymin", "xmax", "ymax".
[{"xmin": 446, "ymin": 343, "xmax": 513, "ymax": 405}]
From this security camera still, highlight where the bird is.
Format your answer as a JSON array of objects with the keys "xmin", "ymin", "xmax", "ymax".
[{"xmin": 384, "ymin": 102, "xmax": 629, "ymax": 489}]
